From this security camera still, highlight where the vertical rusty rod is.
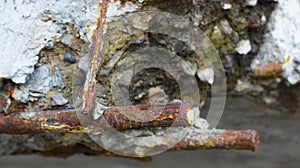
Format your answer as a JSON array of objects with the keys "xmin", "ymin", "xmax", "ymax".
[{"xmin": 82, "ymin": 1, "xmax": 109, "ymax": 114}]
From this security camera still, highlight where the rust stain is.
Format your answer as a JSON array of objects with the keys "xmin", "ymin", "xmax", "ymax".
[
  {"xmin": 285, "ymin": 55, "xmax": 291, "ymax": 65},
  {"xmin": 3, "ymin": 83, "xmax": 15, "ymax": 97},
  {"xmin": 252, "ymin": 61, "xmax": 282, "ymax": 78}
]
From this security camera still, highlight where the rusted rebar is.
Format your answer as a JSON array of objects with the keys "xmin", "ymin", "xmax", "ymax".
[
  {"xmin": 0, "ymin": 102, "xmax": 191, "ymax": 134},
  {"xmin": 81, "ymin": 0, "xmax": 109, "ymax": 114},
  {"xmin": 9, "ymin": 130, "xmax": 259, "ymax": 160},
  {"xmin": 173, "ymin": 130, "xmax": 259, "ymax": 152}
]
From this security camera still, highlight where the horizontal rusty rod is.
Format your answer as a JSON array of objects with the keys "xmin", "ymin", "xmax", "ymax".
[
  {"xmin": 173, "ymin": 130, "xmax": 259, "ymax": 152},
  {"xmin": 0, "ymin": 102, "xmax": 191, "ymax": 134},
  {"xmin": 9, "ymin": 130, "xmax": 259, "ymax": 159}
]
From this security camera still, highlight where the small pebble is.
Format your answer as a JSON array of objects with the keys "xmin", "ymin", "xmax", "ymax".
[
  {"xmin": 52, "ymin": 67, "xmax": 65, "ymax": 87},
  {"xmin": 261, "ymin": 13, "xmax": 267, "ymax": 25},
  {"xmin": 220, "ymin": 19, "xmax": 233, "ymax": 34},
  {"xmin": 245, "ymin": 0, "xmax": 258, "ymax": 7},
  {"xmin": 148, "ymin": 87, "xmax": 168, "ymax": 104},
  {"xmin": 181, "ymin": 60, "xmax": 197, "ymax": 76},
  {"xmin": 235, "ymin": 40, "xmax": 252, "ymax": 55},
  {"xmin": 61, "ymin": 34, "xmax": 74, "ymax": 47},
  {"xmin": 12, "ymin": 89, "xmax": 29, "ymax": 103},
  {"xmin": 197, "ymin": 68, "xmax": 214, "ymax": 85},
  {"xmin": 78, "ymin": 56, "xmax": 90, "ymax": 71},
  {"xmin": 221, "ymin": 3, "xmax": 232, "ymax": 10},
  {"xmin": 63, "ymin": 50, "xmax": 76, "ymax": 63},
  {"xmin": 25, "ymin": 66, "xmax": 53, "ymax": 93}
]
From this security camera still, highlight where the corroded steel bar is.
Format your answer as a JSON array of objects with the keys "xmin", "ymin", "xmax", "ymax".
[
  {"xmin": 173, "ymin": 130, "xmax": 259, "ymax": 152},
  {"xmin": 0, "ymin": 102, "xmax": 191, "ymax": 134},
  {"xmin": 9, "ymin": 130, "xmax": 259, "ymax": 159},
  {"xmin": 81, "ymin": 0, "xmax": 109, "ymax": 114}
]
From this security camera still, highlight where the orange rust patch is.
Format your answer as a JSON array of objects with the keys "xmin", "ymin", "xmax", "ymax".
[
  {"xmin": 285, "ymin": 55, "xmax": 291, "ymax": 64},
  {"xmin": 252, "ymin": 61, "xmax": 282, "ymax": 78},
  {"xmin": 184, "ymin": 106, "xmax": 190, "ymax": 113},
  {"xmin": 3, "ymin": 83, "xmax": 15, "ymax": 97}
]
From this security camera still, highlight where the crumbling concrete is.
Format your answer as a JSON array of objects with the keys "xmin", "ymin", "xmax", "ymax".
[
  {"xmin": 252, "ymin": 0, "xmax": 300, "ymax": 85},
  {"xmin": 2, "ymin": 0, "xmax": 299, "ymax": 159}
]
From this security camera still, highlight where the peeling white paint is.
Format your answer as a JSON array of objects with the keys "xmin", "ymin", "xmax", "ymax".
[
  {"xmin": 0, "ymin": 0, "xmax": 100, "ymax": 83},
  {"xmin": 252, "ymin": 0, "xmax": 300, "ymax": 85}
]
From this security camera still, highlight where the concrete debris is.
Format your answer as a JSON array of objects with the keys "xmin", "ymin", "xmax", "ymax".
[
  {"xmin": 52, "ymin": 67, "xmax": 65, "ymax": 88},
  {"xmin": 2, "ymin": 98, "xmax": 11, "ymax": 114},
  {"xmin": 51, "ymin": 93, "xmax": 68, "ymax": 106},
  {"xmin": 24, "ymin": 66, "xmax": 53, "ymax": 93},
  {"xmin": 93, "ymin": 103, "xmax": 108, "ymax": 120},
  {"xmin": 220, "ymin": 19, "xmax": 233, "ymax": 35},
  {"xmin": 235, "ymin": 40, "xmax": 252, "ymax": 55},
  {"xmin": 63, "ymin": 50, "xmax": 77, "ymax": 64},
  {"xmin": 61, "ymin": 34, "xmax": 74, "ymax": 47},
  {"xmin": 181, "ymin": 60, "xmax": 198, "ymax": 76},
  {"xmin": 148, "ymin": 87, "xmax": 169, "ymax": 104},
  {"xmin": 189, "ymin": 107, "xmax": 210, "ymax": 129},
  {"xmin": 194, "ymin": 118, "xmax": 210, "ymax": 129},
  {"xmin": 197, "ymin": 68, "xmax": 214, "ymax": 85},
  {"xmin": 245, "ymin": 0, "xmax": 258, "ymax": 7},
  {"xmin": 12, "ymin": 89, "xmax": 29, "ymax": 103},
  {"xmin": 78, "ymin": 56, "xmax": 90, "ymax": 72},
  {"xmin": 260, "ymin": 13, "xmax": 267, "ymax": 25},
  {"xmin": 221, "ymin": 3, "xmax": 232, "ymax": 10}
]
